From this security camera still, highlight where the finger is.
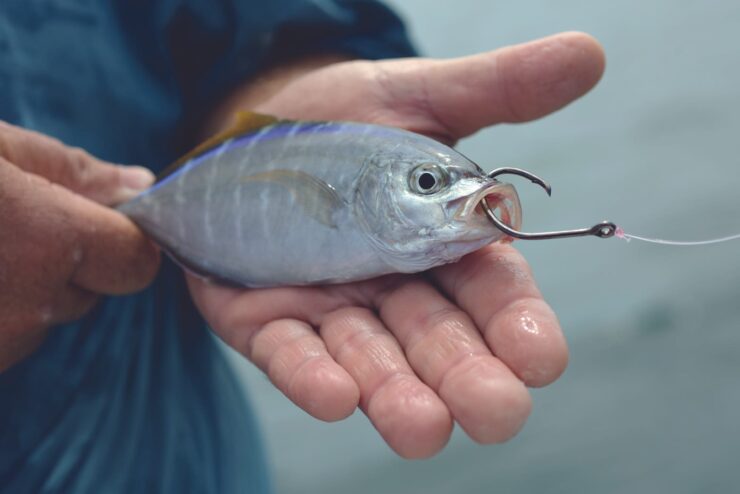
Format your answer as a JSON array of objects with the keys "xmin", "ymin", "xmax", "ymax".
[
  {"xmin": 185, "ymin": 279, "xmax": 365, "ymax": 422},
  {"xmin": 375, "ymin": 278, "xmax": 531, "ymax": 444},
  {"xmin": 375, "ymin": 32, "xmax": 605, "ymax": 139},
  {"xmin": 1, "ymin": 160, "xmax": 160, "ymax": 294},
  {"xmin": 320, "ymin": 307, "xmax": 452, "ymax": 458},
  {"xmin": 245, "ymin": 318, "xmax": 359, "ymax": 422},
  {"xmin": 0, "ymin": 121, "xmax": 154, "ymax": 205},
  {"xmin": 186, "ymin": 279, "xmax": 351, "ymax": 338},
  {"xmin": 67, "ymin": 199, "xmax": 161, "ymax": 294},
  {"xmin": 431, "ymin": 244, "xmax": 568, "ymax": 387}
]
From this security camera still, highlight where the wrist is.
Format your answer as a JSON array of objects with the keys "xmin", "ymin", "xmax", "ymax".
[{"xmin": 204, "ymin": 54, "xmax": 352, "ymax": 135}]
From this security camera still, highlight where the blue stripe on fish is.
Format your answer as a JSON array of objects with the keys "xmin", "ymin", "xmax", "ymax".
[{"xmin": 149, "ymin": 121, "xmax": 399, "ymax": 192}]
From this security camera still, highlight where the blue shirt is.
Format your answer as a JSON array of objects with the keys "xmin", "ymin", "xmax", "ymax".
[{"xmin": 0, "ymin": 2, "xmax": 414, "ymax": 492}]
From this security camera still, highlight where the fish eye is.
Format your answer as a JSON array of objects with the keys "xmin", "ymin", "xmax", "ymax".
[{"xmin": 409, "ymin": 164, "xmax": 448, "ymax": 195}]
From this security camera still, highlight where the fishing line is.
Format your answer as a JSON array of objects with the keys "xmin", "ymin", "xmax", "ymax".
[
  {"xmin": 614, "ymin": 226, "xmax": 740, "ymax": 246},
  {"xmin": 482, "ymin": 168, "xmax": 740, "ymax": 247}
]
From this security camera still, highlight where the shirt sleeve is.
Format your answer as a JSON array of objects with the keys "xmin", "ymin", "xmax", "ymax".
[
  {"xmin": 258, "ymin": 0, "xmax": 418, "ymax": 63},
  {"xmin": 158, "ymin": 0, "xmax": 417, "ymax": 110},
  {"xmin": 111, "ymin": 0, "xmax": 417, "ymax": 153}
]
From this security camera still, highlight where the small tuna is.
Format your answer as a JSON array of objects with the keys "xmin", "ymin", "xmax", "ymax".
[{"xmin": 118, "ymin": 112, "xmax": 521, "ymax": 287}]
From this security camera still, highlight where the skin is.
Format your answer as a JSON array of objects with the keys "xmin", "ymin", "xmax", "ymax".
[
  {"xmin": 189, "ymin": 32, "xmax": 606, "ymax": 458},
  {"xmin": 0, "ymin": 123, "xmax": 160, "ymax": 370},
  {"xmin": 0, "ymin": 31, "xmax": 604, "ymax": 459}
]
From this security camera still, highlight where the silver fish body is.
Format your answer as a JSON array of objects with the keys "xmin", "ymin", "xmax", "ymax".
[{"xmin": 119, "ymin": 120, "xmax": 521, "ymax": 287}]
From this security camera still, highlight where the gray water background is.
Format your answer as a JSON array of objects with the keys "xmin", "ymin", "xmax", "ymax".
[{"xmin": 227, "ymin": 1, "xmax": 740, "ymax": 492}]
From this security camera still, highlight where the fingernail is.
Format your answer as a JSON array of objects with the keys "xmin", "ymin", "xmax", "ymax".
[
  {"xmin": 116, "ymin": 187, "xmax": 148, "ymax": 203},
  {"xmin": 120, "ymin": 166, "xmax": 155, "ymax": 190}
]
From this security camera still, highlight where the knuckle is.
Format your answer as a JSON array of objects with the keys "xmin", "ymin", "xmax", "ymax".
[
  {"xmin": 455, "ymin": 245, "xmax": 535, "ymax": 298},
  {"xmin": 374, "ymin": 275, "xmax": 424, "ymax": 308},
  {"xmin": 407, "ymin": 305, "xmax": 470, "ymax": 349},
  {"xmin": 283, "ymin": 355, "xmax": 358, "ymax": 422},
  {"xmin": 420, "ymin": 305, "xmax": 469, "ymax": 332},
  {"xmin": 213, "ymin": 305, "xmax": 263, "ymax": 351},
  {"xmin": 366, "ymin": 373, "xmax": 452, "ymax": 458},
  {"xmin": 248, "ymin": 319, "xmax": 311, "ymax": 367},
  {"xmin": 269, "ymin": 337, "xmax": 324, "ymax": 386},
  {"xmin": 337, "ymin": 328, "xmax": 392, "ymax": 370},
  {"xmin": 321, "ymin": 307, "xmax": 379, "ymax": 349},
  {"xmin": 64, "ymin": 147, "xmax": 97, "ymax": 188}
]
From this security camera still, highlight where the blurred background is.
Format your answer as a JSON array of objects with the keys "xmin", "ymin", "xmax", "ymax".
[{"xmin": 228, "ymin": 1, "xmax": 740, "ymax": 492}]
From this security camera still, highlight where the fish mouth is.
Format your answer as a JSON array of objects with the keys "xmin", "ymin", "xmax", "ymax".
[{"xmin": 453, "ymin": 181, "xmax": 522, "ymax": 239}]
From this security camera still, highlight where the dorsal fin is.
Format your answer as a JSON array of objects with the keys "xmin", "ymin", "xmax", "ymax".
[{"xmin": 156, "ymin": 111, "xmax": 281, "ymax": 183}]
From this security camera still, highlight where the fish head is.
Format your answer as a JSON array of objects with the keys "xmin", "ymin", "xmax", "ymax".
[{"xmin": 355, "ymin": 141, "xmax": 522, "ymax": 272}]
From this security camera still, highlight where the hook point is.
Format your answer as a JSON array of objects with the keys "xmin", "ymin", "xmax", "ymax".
[{"xmin": 488, "ymin": 167, "xmax": 553, "ymax": 197}]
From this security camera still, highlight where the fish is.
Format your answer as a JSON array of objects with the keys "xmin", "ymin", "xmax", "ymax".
[{"xmin": 118, "ymin": 111, "xmax": 522, "ymax": 288}]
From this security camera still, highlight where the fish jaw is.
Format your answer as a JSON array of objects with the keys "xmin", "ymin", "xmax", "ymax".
[
  {"xmin": 383, "ymin": 181, "xmax": 523, "ymax": 271},
  {"xmin": 423, "ymin": 181, "xmax": 522, "ymax": 263},
  {"xmin": 443, "ymin": 181, "xmax": 522, "ymax": 242},
  {"xmin": 454, "ymin": 181, "xmax": 521, "ymax": 226}
]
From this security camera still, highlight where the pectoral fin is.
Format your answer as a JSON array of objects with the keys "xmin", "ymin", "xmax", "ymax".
[{"xmin": 242, "ymin": 170, "xmax": 344, "ymax": 228}]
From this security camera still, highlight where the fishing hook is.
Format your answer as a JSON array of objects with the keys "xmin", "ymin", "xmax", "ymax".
[{"xmin": 481, "ymin": 167, "xmax": 616, "ymax": 240}]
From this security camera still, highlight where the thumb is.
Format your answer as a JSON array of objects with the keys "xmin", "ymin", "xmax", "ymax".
[
  {"xmin": 259, "ymin": 32, "xmax": 605, "ymax": 144},
  {"xmin": 0, "ymin": 121, "xmax": 154, "ymax": 205},
  {"xmin": 376, "ymin": 32, "xmax": 606, "ymax": 140}
]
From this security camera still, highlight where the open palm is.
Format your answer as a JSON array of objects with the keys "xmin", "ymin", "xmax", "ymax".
[{"xmin": 188, "ymin": 32, "xmax": 605, "ymax": 458}]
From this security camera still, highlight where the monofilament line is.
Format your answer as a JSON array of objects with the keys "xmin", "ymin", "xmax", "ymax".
[{"xmin": 615, "ymin": 226, "xmax": 740, "ymax": 246}]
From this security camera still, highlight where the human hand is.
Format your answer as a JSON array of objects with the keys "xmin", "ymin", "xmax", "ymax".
[
  {"xmin": 188, "ymin": 32, "xmax": 605, "ymax": 457},
  {"xmin": 0, "ymin": 122, "xmax": 160, "ymax": 370}
]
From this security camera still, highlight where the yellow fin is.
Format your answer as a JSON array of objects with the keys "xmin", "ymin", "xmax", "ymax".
[{"xmin": 156, "ymin": 111, "xmax": 281, "ymax": 183}]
